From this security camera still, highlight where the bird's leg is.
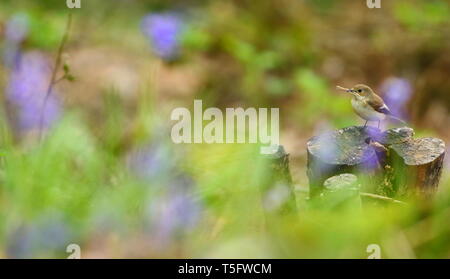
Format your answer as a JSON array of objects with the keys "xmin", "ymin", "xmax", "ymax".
[
  {"xmin": 364, "ymin": 120, "xmax": 368, "ymax": 128},
  {"xmin": 377, "ymin": 121, "xmax": 380, "ymax": 129}
]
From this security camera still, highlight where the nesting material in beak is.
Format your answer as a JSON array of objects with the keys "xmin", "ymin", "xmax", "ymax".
[{"xmin": 336, "ymin": 85, "xmax": 352, "ymax": 93}]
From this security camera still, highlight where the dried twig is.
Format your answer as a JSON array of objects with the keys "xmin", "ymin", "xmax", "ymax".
[
  {"xmin": 336, "ymin": 85, "xmax": 349, "ymax": 91},
  {"xmin": 360, "ymin": 192, "xmax": 407, "ymax": 205}
]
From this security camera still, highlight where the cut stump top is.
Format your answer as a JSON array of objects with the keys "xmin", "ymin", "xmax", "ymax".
[
  {"xmin": 323, "ymin": 174, "xmax": 359, "ymax": 192},
  {"xmin": 391, "ymin": 137, "xmax": 445, "ymax": 166},
  {"xmin": 307, "ymin": 126, "xmax": 380, "ymax": 166}
]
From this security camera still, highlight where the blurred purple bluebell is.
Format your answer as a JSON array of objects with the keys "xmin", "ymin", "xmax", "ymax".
[
  {"xmin": 7, "ymin": 215, "xmax": 73, "ymax": 258},
  {"xmin": 145, "ymin": 175, "xmax": 202, "ymax": 247},
  {"xmin": 5, "ymin": 14, "xmax": 29, "ymax": 43},
  {"xmin": 126, "ymin": 137, "xmax": 202, "ymax": 244},
  {"xmin": 311, "ymin": 122, "xmax": 338, "ymax": 173},
  {"xmin": 360, "ymin": 150, "xmax": 381, "ymax": 171},
  {"xmin": 6, "ymin": 51, "xmax": 62, "ymax": 133},
  {"xmin": 141, "ymin": 12, "xmax": 184, "ymax": 60},
  {"xmin": 3, "ymin": 13, "xmax": 29, "ymax": 68},
  {"xmin": 126, "ymin": 142, "xmax": 175, "ymax": 182},
  {"xmin": 361, "ymin": 127, "xmax": 383, "ymax": 170},
  {"xmin": 381, "ymin": 78, "xmax": 413, "ymax": 120}
]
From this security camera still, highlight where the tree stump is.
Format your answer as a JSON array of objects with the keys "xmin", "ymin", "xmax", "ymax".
[
  {"xmin": 320, "ymin": 174, "xmax": 361, "ymax": 211},
  {"xmin": 385, "ymin": 136, "xmax": 445, "ymax": 198},
  {"xmin": 306, "ymin": 126, "xmax": 445, "ymax": 199},
  {"xmin": 261, "ymin": 145, "xmax": 297, "ymax": 214},
  {"xmin": 306, "ymin": 126, "xmax": 380, "ymax": 197}
]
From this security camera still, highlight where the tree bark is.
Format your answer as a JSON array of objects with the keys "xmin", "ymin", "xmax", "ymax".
[
  {"xmin": 387, "ymin": 137, "xmax": 445, "ymax": 198},
  {"xmin": 261, "ymin": 145, "xmax": 297, "ymax": 214}
]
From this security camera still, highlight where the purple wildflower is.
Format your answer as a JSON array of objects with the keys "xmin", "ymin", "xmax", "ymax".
[
  {"xmin": 381, "ymin": 78, "xmax": 413, "ymax": 120},
  {"xmin": 6, "ymin": 51, "xmax": 62, "ymax": 133},
  {"xmin": 7, "ymin": 216, "xmax": 73, "ymax": 258},
  {"xmin": 141, "ymin": 12, "xmax": 183, "ymax": 60},
  {"xmin": 126, "ymin": 142, "xmax": 175, "ymax": 182},
  {"xmin": 361, "ymin": 151, "xmax": 381, "ymax": 171},
  {"xmin": 5, "ymin": 14, "xmax": 29, "ymax": 43},
  {"xmin": 3, "ymin": 13, "xmax": 29, "ymax": 68},
  {"xmin": 359, "ymin": 127, "xmax": 383, "ymax": 171},
  {"xmin": 145, "ymin": 175, "xmax": 202, "ymax": 247}
]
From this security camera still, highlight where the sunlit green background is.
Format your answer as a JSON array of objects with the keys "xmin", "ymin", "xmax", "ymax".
[{"xmin": 0, "ymin": 0, "xmax": 449, "ymax": 258}]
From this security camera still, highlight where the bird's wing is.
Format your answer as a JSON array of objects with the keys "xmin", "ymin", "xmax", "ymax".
[{"xmin": 367, "ymin": 95, "xmax": 392, "ymax": 115}]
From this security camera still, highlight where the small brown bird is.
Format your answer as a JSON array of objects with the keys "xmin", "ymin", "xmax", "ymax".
[{"xmin": 337, "ymin": 84, "xmax": 405, "ymax": 128}]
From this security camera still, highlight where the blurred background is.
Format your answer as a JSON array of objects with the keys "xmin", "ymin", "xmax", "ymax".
[{"xmin": 0, "ymin": 0, "xmax": 449, "ymax": 258}]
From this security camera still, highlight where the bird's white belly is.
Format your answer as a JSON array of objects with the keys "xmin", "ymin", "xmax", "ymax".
[{"xmin": 351, "ymin": 99, "xmax": 386, "ymax": 121}]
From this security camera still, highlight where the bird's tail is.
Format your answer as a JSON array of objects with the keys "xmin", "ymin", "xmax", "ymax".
[{"xmin": 387, "ymin": 115, "xmax": 407, "ymax": 125}]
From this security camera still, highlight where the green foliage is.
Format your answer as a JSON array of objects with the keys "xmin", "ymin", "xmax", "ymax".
[
  {"xmin": 27, "ymin": 12, "xmax": 67, "ymax": 50},
  {"xmin": 2, "ymin": 115, "xmax": 101, "ymax": 221},
  {"xmin": 294, "ymin": 69, "xmax": 352, "ymax": 126},
  {"xmin": 394, "ymin": 0, "xmax": 450, "ymax": 30},
  {"xmin": 182, "ymin": 26, "xmax": 213, "ymax": 52}
]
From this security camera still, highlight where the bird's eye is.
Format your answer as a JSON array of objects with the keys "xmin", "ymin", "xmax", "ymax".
[{"xmin": 358, "ymin": 89, "xmax": 362, "ymax": 93}]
